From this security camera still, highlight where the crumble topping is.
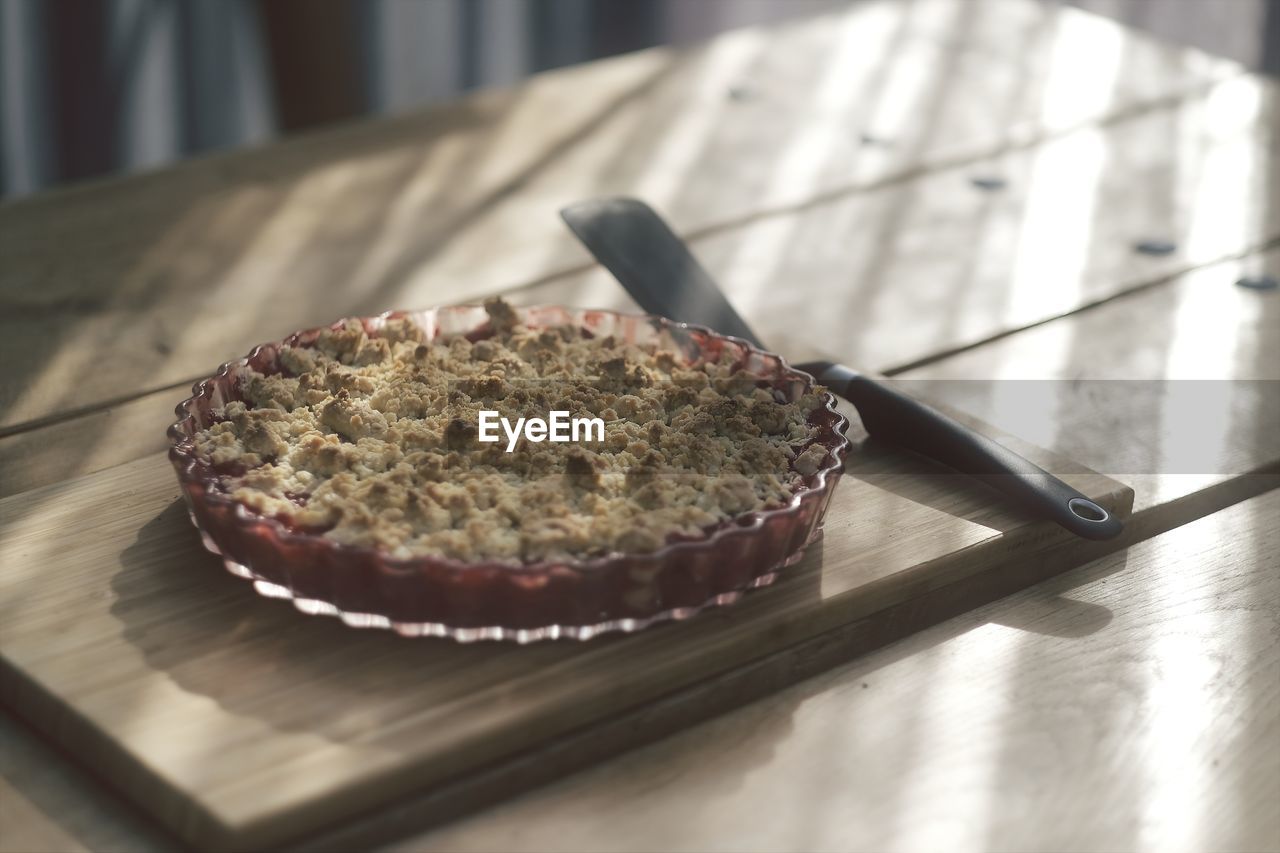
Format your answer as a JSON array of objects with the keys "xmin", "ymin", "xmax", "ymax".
[{"xmin": 193, "ymin": 299, "xmax": 830, "ymax": 562}]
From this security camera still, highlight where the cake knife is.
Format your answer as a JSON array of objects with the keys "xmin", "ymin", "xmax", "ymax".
[{"xmin": 560, "ymin": 197, "xmax": 1123, "ymax": 540}]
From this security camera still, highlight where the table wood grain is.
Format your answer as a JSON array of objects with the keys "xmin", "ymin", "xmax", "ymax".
[{"xmin": 509, "ymin": 72, "xmax": 1280, "ymax": 372}]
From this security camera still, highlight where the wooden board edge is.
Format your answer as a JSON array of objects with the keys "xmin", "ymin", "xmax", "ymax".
[{"xmin": 0, "ymin": 661, "xmax": 232, "ymax": 848}]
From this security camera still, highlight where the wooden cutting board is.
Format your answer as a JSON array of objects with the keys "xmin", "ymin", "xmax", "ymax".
[{"xmin": 0, "ymin": 397, "xmax": 1132, "ymax": 851}]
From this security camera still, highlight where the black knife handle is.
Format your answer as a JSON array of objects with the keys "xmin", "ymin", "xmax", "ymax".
[{"xmin": 817, "ymin": 364, "xmax": 1124, "ymax": 540}]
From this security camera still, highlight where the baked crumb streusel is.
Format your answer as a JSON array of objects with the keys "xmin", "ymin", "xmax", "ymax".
[{"xmin": 194, "ymin": 299, "xmax": 830, "ymax": 562}]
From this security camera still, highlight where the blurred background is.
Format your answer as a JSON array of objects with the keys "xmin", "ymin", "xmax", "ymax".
[{"xmin": 2, "ymin": 0, "xmax": 1276, "ymax": 199}]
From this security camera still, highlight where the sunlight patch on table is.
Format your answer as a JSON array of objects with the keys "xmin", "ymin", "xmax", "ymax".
[
  {"xmin": 630, "ymin": 29, "xmax": 765, "ymax": 204},
  {"xmin": 886, "ymin": 624, "xmax": 1025, "ymax": 850}
]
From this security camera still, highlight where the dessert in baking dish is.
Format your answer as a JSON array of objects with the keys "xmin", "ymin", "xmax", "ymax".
[
  {"xmin": 194, "ymin": 298, "xmax": 830, "ymax": 563},
  {"xmin": 168, "ymin": 300, "xmax": 848, "ymax": 640}
]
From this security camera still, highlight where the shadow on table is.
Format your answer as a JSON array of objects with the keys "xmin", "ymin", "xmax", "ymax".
[
  {"xmin": 109, "ymin": 497, "xmax": 829, "ymax": 739},
  {"xmin": 848, "ymin": 436, "xmax": 1034, "ymax": 534}
]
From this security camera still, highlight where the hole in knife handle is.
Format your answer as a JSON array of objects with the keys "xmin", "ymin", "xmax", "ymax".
[{"xmin": 1068, "ymin": 498, "xmax": 1108, "ymax": 523}]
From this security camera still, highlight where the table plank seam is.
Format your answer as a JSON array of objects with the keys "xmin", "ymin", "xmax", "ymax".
[{"xmin": 882, "ymin": 234, "xmax": 1280, "ymax": 376}]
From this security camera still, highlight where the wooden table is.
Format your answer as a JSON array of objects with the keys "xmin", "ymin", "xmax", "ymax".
[{"xmin": 2, "ymin": 1, "xmax": 1277, "ymax": 850}]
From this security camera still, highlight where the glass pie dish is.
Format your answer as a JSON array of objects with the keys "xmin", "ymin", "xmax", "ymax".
[{"xmin": 167, "ymin": 305, "xmax": 850, "ymax": 642}]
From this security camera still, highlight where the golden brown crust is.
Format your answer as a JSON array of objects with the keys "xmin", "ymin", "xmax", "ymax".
[{"xmin": 194, "ymin": 299, "xmax": 827, "ymax": 563}]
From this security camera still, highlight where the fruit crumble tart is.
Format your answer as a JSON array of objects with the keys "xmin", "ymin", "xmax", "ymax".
[{"xmin": 192, "ymin": 298, "xmax": 833, "ymax": 563}]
